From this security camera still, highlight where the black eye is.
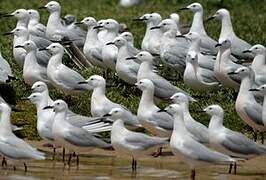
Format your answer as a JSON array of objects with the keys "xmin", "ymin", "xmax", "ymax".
[
  {"xmin": 29, "ymin": 12, "xmax": 32, "ymax": 14},
  {"xmin": 262, "ymin": 87, "xmax": 265, "ymax": 89},
  {"xmin": 139, "ymin": 82, "xmax": 142, "ymax": 84},
  {"xmin": 26, "ymin": 43, "xmax": 30, "ymax": 46},
  {"xmin": 117, "ymin": 40, "xmax": 120, "ymax": 42},
  {"xmin": 37, "ymin": 85, "xmax": 40, "ymax": 87},
  {"xmin": 255, "ymin": 47, "xmax": 258, "ymax": 49},
  {"xmin": 106, "ymin": 22, "xmax": 109, "ymax": 24},
  {"xmin": 33, "ymin": 95, "xmax": 36, "ymax": 98},
  {"xmin": 91, "ymin": 78, "xmax": 94, "ymax": 81},
  {"xmin": 16, "ymin": 12, "xmax": 19, "ymax": 14},
  {"xmin": 140, "ymin": 54, "xmax": 143, "ymax": 57},
  {"xmin": 163, "ymin": 23, "xmax": 166, "ymax": 26},
  {"xmin": 52, "ymin": 46, "xmax": 56, "ymax": 48},
  {"xmin": 241, "ymin": 69, "xmax": 244, "ymax": 72},
  {"xmin": 192, "ymin": 5, "xmax": 196, "ymax": 7},
  {"xmin": 176, "ymin": 96, "xmax": 179, "ymax": 98},
  {"xmin": 209, "ymin": 108, "xmax": 212, "ymax": 110},
  {"xmin": 56, "ymin": 103, "xmax": 60, "ymax": 105}
]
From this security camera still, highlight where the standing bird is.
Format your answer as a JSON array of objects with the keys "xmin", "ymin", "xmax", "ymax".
[
  {"xmin": 0, "ymin": 51, "xmax": 14, "ymax": 83},
  {"xmin": 207, "ymin": 9, "xmax": 252, "ymax": 60},
  {"xmin": 0, "ymin": 102, "xmax": 45, "ymax": 171},
  {"xmin": 104, "ymin": 108, "xmax": 167, "ymax": 171},
  {"xmin": 27, "ymin": 9, "xmax": 46, "ymax": 38},
  {"xmin": 2, "ymin": 9, "xmax": 29, "ymax": 28},
  {"xmin": 162, "ymin": 104, "xmax": 235, "ymax": 179},
  {"xmin": 42, "ymin": 43, "xmax": 89, "ymax": 94}
]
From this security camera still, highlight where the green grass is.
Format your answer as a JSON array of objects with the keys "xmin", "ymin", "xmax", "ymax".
[{"xmin": 0, "ymin": 0, "xmax": 264, "ymax": 139}]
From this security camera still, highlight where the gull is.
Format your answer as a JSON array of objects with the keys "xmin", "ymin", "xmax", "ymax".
[
  {"xmin": 79, "ymin": 17, "xmax": 105, "ymax": 68},
  {"xmin": 97, "ymin": 19, "xmax": 120, "ymax": 70},
  {"xmin": 169, "ymin": 13, "xmax": 190, "ymax": 34},
  {"xmin": 15, "ymin": 40, "xmax": 50, "ymax": 86},
  {"xmin": 179, "ymin": 2, "xmax": 217, "ymax": 54},
  {"xmin": 119, "ymin": 0, "xmax": 143, "ymax": 7},
  {"xmin": 214, "ymin": 39, "xmax": 243, "ymax": 90},
  {"xmin": 103, "ymin": 107, "xmax": 168, "ymax": 171},
  {"xmin": 229, "ymin": 67, "xmax": 265, "ymax": 139},
  {"xmin": 2, "ymin": 9, "xmax": 29, "ymax": 28},
  {"xmin": 162, "ymin": 104, "xmax": 235, "ymax": 180},
  {"xmin": 136, "ymin": 79, "xmax": 173, "ymax": 137},
  {"xmin": 107, "ymin": 36, "xmax": 139, "ymax": 84},
  {"xmin": 208, "ymin": 9, "xmax": 252, "ymax": 60},
  {"xmin": 0, "ymin": 51, "xmax": 14, "ymax": 83},
  {"xmin": 78, "ymin": 75, "xmax": 140, "ymax": 127},
  {"xmin": 244, "ymin": 45, "xmax": 266, "ymax": 85},
  {"xmin": 119, "ymin": 32, "xmax": 140, "ymax": 56},
  {"xmin": 127, "ymin": 51, "xmax": 193, "ymax": 100},
  {"xmin": 4, "ymin": 27, "xmax": 50, "ymax": 67},
  {"xmin": 0, "ymin": 102, "xmax": 45, "ymax": 171},
  {"xmin": 42, "ymin": 43, "xmax": 89, "ymax": 94},
  {"xmin": 205, "ymin": 104, "xmax": 266, "ymax": 173},
  {"xmin": 27, "ymin": 9, "xmax": 46, "ymax": 37},
  {"xmin": 184, "ymin": 53, "xmax": 220, "ymax": 91},
  {"xmin": 134, "ymin": 13, "xmax": 162, "ymax": 55},
  {"xmin": 43, "ymin": 100, "xmax": 111, "ymax": 166},
  {"xmin": 170, "ymin": 93, "xmax": 209, "ymax": 144},
  {"xmin": 31, "ymin": 81, "xmax": 112, "ymax": 131},
  {"xmin": 182, "ymin": 32, "xmax": 215, "ymax": 70},
  {"xmin": 151, "ymin": 18, "xmax": 188, "ymax": 71},
  {"xmin": 39, "ymin": 1, "xmax": 84, "ymax": 47},
  {"xmin": 97, "ymin": 19, "xmax": 107, "ymax": 43}
]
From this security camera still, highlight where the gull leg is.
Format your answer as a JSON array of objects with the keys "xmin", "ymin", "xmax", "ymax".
[
  {"xmin": 52, "ymin": 148, "xmax": 56, "ymax": 160},
  {"xmin": 131, "ymin": 157, "xmax": 134, "ymax": 171},
  {"xmin": 134, "ymin": 159, "xmax": 137, "ymax": 171},
  {"xmin": 253, "ymin": 130, "xmax": 257, "ymax": 142},
  {"xmin": 2, "ymin": 157, "xmax": 7, "ymax": 167},
  {"xmin": 13, "ymin": 166, "xmax": 16, "ymax": 171},
  {"xmin": 68, "ymin": 153, "xmax": 72, "ymax": 166},
  {"xmin": 190, "ymin": 169, "xmax": 195, "ymax": 180},
  {"xmin": 76, "ymin": 153, "xmax": 79, "ymax": 167},
  {"xmin": 24, "ymin": 162, "xmax": 27, "ymax": 172},
  {"xmin": 233, "ymin": 162, "xmax": 237, "ymax": 175},
  {"xmin": 228, "ymin": 163, "xmax": 233, "ymax": 174},
  {"xmin": 153, "ymin": 147, "xmax": 163, "ymax": 157},
  {"xmin": 63, "ymin": 148, "xmax": 65, "ymax": 162},
  {"xmin": 261, "ymin": 132, "xmax": 264, "ymax": 144}
]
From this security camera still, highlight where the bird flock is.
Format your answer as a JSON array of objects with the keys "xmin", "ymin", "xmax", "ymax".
[{"xmin": 0, "ymin": 1, "xmax": 265, "ymax": 179}]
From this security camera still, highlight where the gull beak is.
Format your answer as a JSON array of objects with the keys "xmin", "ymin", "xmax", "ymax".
[
  {"xmin": 126, "ymin": 56, "xmax": 137, "ymax": 60},
  {"xmin": 227, "ymin": 71, "xmax": 237, "ymax": 75},
  {"xmin": 74, "ymin": 22, "xmax": 83, "ymax": 25},
  {"xmin": 14, "ymin": 45, "xmax": 24, "ymax": 48},
  {"xmin": 78, "ymin": 81, "xmax": 88, "ymax": 84},
  {"xmin": 38, "ymin": 47, "xmax": 48, "ymax": 51},
  {"xmin": 38, "ymin": 6, "xmax": 47, "ymax": 9},
  {"xmin": 132, "ymin": 18, "xmax": 147, "ymax": 21},
  {"xmin": 215, "ymin": 43, "xmax": 222, "ymax": 48},
  {"xmin": 176, "ymin": 35, "xmax": 186, "ymax": 38},
  {"xmin": 93, "ymin": 25, "xmax": 103, "ymax": 29},
  {"xmin": 206, "ymin": 16, "xmax": 215, "ymax": 22},
  {"xmin": 249, "ymin": 88, "xmax": 259, "ymax": 91},
  {"xmin": 43, "ymin": 106, "xmax": 54, "ymax": 110},
  {"xmin": 243, "ymin": 49, "xmax": 252, "ymax": 53},
  {"xmin": 150, "ymin": 26, "xmax": 161, "ymax": 30},
  {"xmin": 157, "ymin": 109, "xmax": 167, "ymax": 113},
  {"xmin": 2, "ymin": 32, "xmax": 13, "ymax": 36},
  {"xmin": 178, "ymin": 7, "xmax": 189, "ymax": 11},
  {"xmin": 2, "ymin": 14, "xmax": 14, "ymax": 17},
  {"xmin": 106, "ymin": 42, "xmax": 115, "ymax": 45},
  {"xmin": 103, "ymin": 113, "xmax": 111, "ymax": 117}
]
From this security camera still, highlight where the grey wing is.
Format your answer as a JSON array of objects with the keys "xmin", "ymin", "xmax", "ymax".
[
  {"xmin": 30, "ymin": 35, "xmax": 52, "ymax": 49},
  {"xmin": 127, "ymin": 45, "xmax": 140, "ymax": 56},
  {"xmin": 243, "ymin": 104, "xmax": 263, "ymax": 125},
  {"xmin": 125, "ymin": 132, "xmax": 167, "ymax": 150},
  {"xmin": 180, "ymin": 140, "xmax": 232, "ymax": 163},
  {"xmin": 151, "ymin": 111, "xmax": 173, "ymax": 130},
  {"xmin": 221, "ymin": 130, "xmax": 264, "ymax": 155},
  {"xmin": 56, "ymin": 65, "xmax": 87, "ymax": 90},
  {"xmin": 36, "ymin": 50, "xmax": 51, "ymax": 67},
  {"xmin": 128, "ymin": 62, "xmax": 140, "ymax": 75},
  {"xmin": 90, "ymin": 48, "xmax": 103, "ymax": 62},
  {"xmin": 64, "ymin": 128, "xmax": 110, "ymax": 148}
]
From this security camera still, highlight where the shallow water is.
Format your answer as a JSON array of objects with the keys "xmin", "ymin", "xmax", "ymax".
[{"xmin": 1, "ymin": 144, "xmax": 266, "ymax": 180}]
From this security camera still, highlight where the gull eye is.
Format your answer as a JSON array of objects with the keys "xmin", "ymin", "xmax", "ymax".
[
  {"xmin": 37, "ymin": 85, "xmax": 40, "ymax": 87},
  {"xmin": 33, "ymin": 95, "xmax": 36, "ymax": 98},
  {"xmin": 16, "ymin": 12, "xmax": 19, "ymax": 14},
  {"xmin": 56, "ymin": 103, "xmax": 60, "ymax": 105},
  {"xmin": 262, "ymin": 87, "xmax": 265, "ymax": 89},
  {"xmin": 29, "ymin": 12, "xmax": 32, "ymax": 14},
  {"xmin": 106, "ymin": 22, "xmax": 110, "ymax": 25},
  {"xmin": 52, "ymin": 46, "xmax": 56, "ymax": 48},
  {"xmin": 90, "ymin": 78, "xmax": 94, "ymax": 81},
  {"xmin": 241, "ymin": 69, "xmax": 244, "ymax": 72},
  {"xmin": 139, "ymin": 81, "xmax": 143, "ymax": 84},
  {"xmin": 26, "ymin": 43, "xmax": 30, "ymax": 46},
  {"xmin": 255, "ymin": 47, "xmax": 258, "ymax": 49}
]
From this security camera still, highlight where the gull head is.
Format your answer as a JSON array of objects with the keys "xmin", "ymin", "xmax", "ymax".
[
  {"xmin": 134, "ymin": 51, "xmax": 154, "ymax": 63},
  {"xmin": 98, "ymin": 19, "xmax": 106, "ymax": 26},
  {"xmin": 52, "ymin": 100, "xmax": 68, "ymax": 113},
  {"xmin": 108, "ymin": 37, "xmax": 127, "ymax": 48},
  {"xmin": 46, "ymin": 43, "xmax": 64, "ymax": 55},
  {"xmin": 203, "ymin": 105, "xmax": 224, "ymax": 117},
  {"xmin": 43, "ymin": 1, "xmax": 61, "ymax": 13},
  {"xmin": 244, "ymin": 44, "xmax": 266, "ymax": 55},
  {"xmin": 170, "ymin": 92, "xmax": 190, "ymax": 104},
  {"xmin": 83, "ymin": 75, "xmax": 106, "ymax": 89},
  {"xmin": 134, "ymin": 13, "xmax": 150, "ymax": 22},
  {"xmin": 18, "ymin": 40, "xmax": 37, "ymax": 52},
  {"xmin": 63, "ymin": 14, "xmax": 76, "ymax": 25},
  {"xmin": 152, "ymin": 19, "xmax": 177, "ymax": 32},
  {"xmin": 216, "ymin": 39, "xmax": 231, "ymax": 49},
  {"xmin": 119, "ymin": 32, "xmax": 134, "ymax": 44},
  {"xmin": 170, "ymin": 13, "xmax": 180, "ymax": 26},
  {"xmin": 10, "ymin": 9, "xmax": 29, "ymax": 20},
  {"xmin": 81, "ymin": 17, "xmax": 97, "ymax": 28},
  {"xmin": 135, "ymin": 79, "xmax": 154, "ymax": 92},
  {"xmin": 184, "ymin": 32, "xmax": 200, "ymax": 41},
  {"xmin": 186, "ymin": 52, "xmax": 198, "ymax": 64},
  {"xmin": 181, "ymin": 2, "xmax": 203, "ymax": 13},
  {"xmin": 228, "ymin": 67, "xmax": 250, "ymax": 78},
  {"xmin": 0, "ymin": 102, "xmax": 11, "ymax": 113},
  {"xmin": 11, "ymin": 27, "xmax": 29, "ymax": 37},
  {"xmin": 102, "ymin": 19, "xmax": 120, "ymax": 32},
  {"xmin": 31, "ymin": 81, "xmax": 48, "ymax": 93},
  {"xmin": 27, "ymin": 92, "xmax": 44, "ymax": 105},
  {"xmin": 212, "ymin": 9, "xmax": 230, "ymax": 20},
  {"xmin": 249, "ymin": 84, "xmax": 266, "ymax": 94},
  {"xmin": 27, "ymin": 9, "xmax": 40, "ymax": 21},
  {"xmin": 105, "ymin": 108, "xmax": 125, "ymax": 121},
  {"xmin": 163, "ymin": 104, "xmax": 183, "ymax": 117},
  {"xmin": 146, "ymin": 13, "xmax": 162, "ymax": 25}
]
